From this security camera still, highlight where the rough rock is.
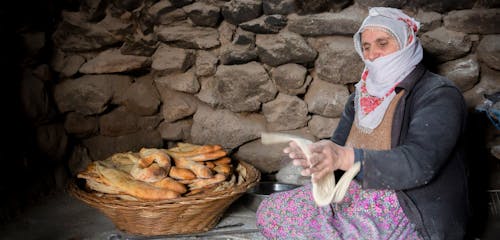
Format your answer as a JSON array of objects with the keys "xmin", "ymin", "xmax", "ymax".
[
  {"xmin": 305, "ymin": 79, "xmax": 350, "ymax": 118},
  {"xmin": 256, "ymin": 31, "xmax": 317, "ymax": 67},
  {"xmin": 191, "ymin": 105, "xmax": 267, "ymax": 150},
  {"xmin": 262, "ymin": 93, "xmax": 309, "ymax": 131}
]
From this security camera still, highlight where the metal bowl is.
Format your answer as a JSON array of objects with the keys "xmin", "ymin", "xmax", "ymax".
[{"xmin": 244, "ymin": 182, "xmax": 300, "ymax": 212}]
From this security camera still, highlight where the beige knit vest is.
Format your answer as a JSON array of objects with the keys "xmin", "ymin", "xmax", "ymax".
[{"xmin": 346, "ymin": 90, "xmax": 405, "ymax": 150}]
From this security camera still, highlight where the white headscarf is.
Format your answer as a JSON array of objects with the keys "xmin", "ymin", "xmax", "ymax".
[{"xmin": 353, "ymin": 7, "xmax": 423, "ymax": 132}]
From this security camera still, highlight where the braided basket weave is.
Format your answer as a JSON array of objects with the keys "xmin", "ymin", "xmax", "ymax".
[{"xmin": 68, "ymin": 160, "xmax": 260, "ymax": 236}]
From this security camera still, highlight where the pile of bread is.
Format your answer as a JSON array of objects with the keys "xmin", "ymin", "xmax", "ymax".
[{"xmin": 77, "ymin": 143, "xmax": 246, "ymax": 201}]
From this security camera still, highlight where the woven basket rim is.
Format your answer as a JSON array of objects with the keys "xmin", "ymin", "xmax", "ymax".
[{"xmin": 68, "ymin": 160, "xmax": 261, "ymax": 209}]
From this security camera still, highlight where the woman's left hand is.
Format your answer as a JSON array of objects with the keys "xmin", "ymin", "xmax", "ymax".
[{"xmin": 296, "ymin": 140, "xmax": 355, "ymax": 182}]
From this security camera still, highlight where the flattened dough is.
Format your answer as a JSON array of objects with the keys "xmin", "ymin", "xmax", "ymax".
[{"xmin": 261, "ymin": 132, "xmax": 360, "ymax": 206}]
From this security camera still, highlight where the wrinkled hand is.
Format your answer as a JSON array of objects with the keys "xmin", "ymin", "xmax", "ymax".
[{"xmin": 284, "ymin": 140, "xmax": 355, "ymax": 182}]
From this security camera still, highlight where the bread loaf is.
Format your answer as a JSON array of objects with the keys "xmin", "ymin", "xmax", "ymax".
[
  {"xmin": 130, "ymin": 163, "xmax": 167, "ymax": 183},
  {"xmin": 173, "ymin": 158, "xmax": 213, "ymax": 179},
  {"xmin": 152, "ymin": 177, "xmax": 187, "ymax": 194},
  {"xmin": 169, "ymin": 166, "xmax": 196, "ymax": 180},
  {"xmin": 96, "ymin": 163, "xmax": 180, "ymax": 200}
]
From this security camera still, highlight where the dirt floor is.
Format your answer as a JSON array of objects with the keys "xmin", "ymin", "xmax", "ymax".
[
  {"xmin": 1, "ymin": 189, "xmax": 499, "ymax": 240},
  {"xmin": 0, "ymin": 190, "xmax": 265, "ymax": 240}
]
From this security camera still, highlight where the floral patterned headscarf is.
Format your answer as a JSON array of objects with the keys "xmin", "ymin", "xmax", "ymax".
[{"xmin": 352, "ymin": 7, "xmax": 423, "ymax": 133}]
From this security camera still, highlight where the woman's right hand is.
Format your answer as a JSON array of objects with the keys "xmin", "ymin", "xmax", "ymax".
[{"xmin": 284, "ymin": 141, "xmax": 309, "ymax": 169}]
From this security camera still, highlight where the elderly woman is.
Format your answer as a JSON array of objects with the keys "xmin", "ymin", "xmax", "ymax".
[{"xmin": 256, "ymin": 7, "xmax": 468, "ymax": 240}]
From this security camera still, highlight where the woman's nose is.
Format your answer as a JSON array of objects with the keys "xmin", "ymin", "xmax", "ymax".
[{"xmin": 365, "ymin": 49, "xmax": 381, "ymax": 61}]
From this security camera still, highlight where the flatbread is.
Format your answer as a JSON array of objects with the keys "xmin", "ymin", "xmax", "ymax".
[
  {"xmin": 261, "ymin": 132, "xmax": 360, "ymax": 206},
  {"xmin": 96, "ymin": 162, "xmax": 180, "ymax": 200}
]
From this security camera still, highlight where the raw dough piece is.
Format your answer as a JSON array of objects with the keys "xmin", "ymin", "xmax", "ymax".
[{"xmin": 261, "ymin": 132, "xmax": 360, "ymax": 206}]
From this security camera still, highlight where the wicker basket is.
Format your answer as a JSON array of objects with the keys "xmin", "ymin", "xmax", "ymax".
[{"xmin": 68, "ymin": 160, "xmax": 260, "ymax": 236}]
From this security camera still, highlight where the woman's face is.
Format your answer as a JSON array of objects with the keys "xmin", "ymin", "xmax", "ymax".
[{"xmin": 361, "ymin": 27, "xmax": 400, "ymax": 61}]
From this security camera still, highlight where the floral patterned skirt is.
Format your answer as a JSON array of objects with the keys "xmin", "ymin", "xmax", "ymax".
[{"xmin": 256, "ymin": 181, "xmax": 422, "ymax": 240}]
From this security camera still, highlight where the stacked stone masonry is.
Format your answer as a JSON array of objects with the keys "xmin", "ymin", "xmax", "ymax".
[{"xmin": 19, "ymin": 0, "xmax": 500, "ymax": 178}]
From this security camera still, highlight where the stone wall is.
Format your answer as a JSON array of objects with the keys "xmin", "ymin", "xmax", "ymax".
[{"xmin": 15, "ymin": 0, "xmax": 500, "ymax": 199}]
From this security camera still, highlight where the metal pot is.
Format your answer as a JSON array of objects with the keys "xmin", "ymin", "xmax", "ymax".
[{"xmin": 243, "ymin": 181, "xmax": 300, "ymax": 212}]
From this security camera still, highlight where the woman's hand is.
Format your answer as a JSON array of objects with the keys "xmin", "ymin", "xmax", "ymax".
[{"xmin": 284, "ymin": 140, "xmax": 355, "ymax": 182}]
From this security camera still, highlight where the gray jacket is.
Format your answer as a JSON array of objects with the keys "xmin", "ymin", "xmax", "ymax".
[{"xmin": 332, "ymin": 64, "xmax": 469, "ymax": 240}]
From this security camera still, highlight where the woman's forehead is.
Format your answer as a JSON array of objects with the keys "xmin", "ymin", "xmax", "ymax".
[{"xmin": 361, "ymin": 27, "xmax": 397, "ymax": 41}]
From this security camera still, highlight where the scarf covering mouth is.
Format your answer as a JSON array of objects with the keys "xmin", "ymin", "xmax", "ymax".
[{"xmin": 352, "ymin": 7, "xmax": 423, "ymax": 133}]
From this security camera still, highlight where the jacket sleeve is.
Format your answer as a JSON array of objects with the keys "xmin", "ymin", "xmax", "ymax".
[
  {"xmin": 357, "ymin": 80, "xmax": 466, "ymax": 190},
  {"xmin": 331, "ymin": 93, "xmax": 355, "ymax": 145}
]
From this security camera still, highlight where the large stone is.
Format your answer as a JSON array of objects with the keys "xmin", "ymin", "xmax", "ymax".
[
  {"xmin": 148, "ymin": 0, "xmax": 177, "ymax": 21},
  {"xmin": 158, "ymin": 119, "xmax": 193, "ymax": 141},
  {"xmin": 287, "ymin": 5, "xmax": 366, "ymax": 36},
  {"xmin": 195, "ymin": 51, "xmax": 218, "ymax": 77},
  {"xmin": 437, "ymin": 55, "xmax": 479, "ymax": 92},
  {"xmin": 108, "ymin": 75, "xmax": 135, "ymax": 105},
  {"xmin": 359, "ymin": 0, "xmax": 474, "ymax": 13},
  {"xmin": 64, "ymin": 112, "xmax": 98, "ymax": 138},
  {"xmin": 218, "ymin": 21, "xmax": 237, "ymax": 45},
  {"xmin": 444, "ymin": 9, "xmax": 500, "ymax": 34},
  {"xmin": 305, "ymin": 79, "xmax": 350, "ymax": 118},
  {"xmin": 256, "ymin": 31, "xmax": 317, "ymax": 67},
  {"xmin": 124, "ymin": 74, "xmax": 161, "ymax": 116},
  {"xmin": 98, "ymin": 106, "xmax": 161, "ymax": 137},
  {"xmin": 263, "ymin": 0, "xmax": 297, "ymax": 15},
  {"xmin": 221, "ymin": 0, "xmax": 262, "ymax": 25},
  {"xmin": 156, "ymin": 23, "xmax": 220, "ymax": 49},
  {"xmin": 137, "ymin": 115, "xmax": 163, "ymax": 132},
  {"xmin": 120, "ymin": 34, "xmax": 158, "ymax": 57},
  {"xmin": 233, "ymin": 128, "xmax": 316, "ymax": 173},
  {"xmin": 151, "ymin": 44, "xmax": 195, "ymax": 74},
  {"xmin": 99, "ymin": 107, "xmax": 140, "ymax": 137},
  {"xmin": 54, "ymin": 74, "xmax": 134, "ymax": 115},
  {"xmin": 155, "ymin": 8, "xmax": 187, "ymax": 25},
  {"xmin": 314, "ymin": 36, "xmax": 364, "ymax": 84},
  {"xmin": 295, "ymin": 0, "xmax": 340, "ymax": 15},
  {"xmin": 96, "ymin": 13, "xmax": 135, "ymax": 38},
  {"xmin": 61, "ymin": 55, "xmax": 86, "ymax": 77},
  {"xmin": 414, "ymin": 10, "xmax": 442, "ymax": 33},
  {"xmin": 79, "ymin": 48, "xmax": 151, "ymax": 74},
  {"xmin": 463, "ymin": 65, "xmax": 500, "ymax": 109},
  {"xmin": 308, "ymin": 115, "xmax": 340, "ymax": 139},
  {"xmin": 233, "ymin": 28, "xmax": 255, "ymax": 45},
  {"xmin": 50, "ymin": 49, "xmax": 86, "ymax": 77},
  {"xmin": 420, "ymin": 27, "xmax": 471, "ymax": 62},
  {"xmin": 154, "ymin": 68, "xmax": 200, "ymax": 94},
  {"xmin": 54, "ymin": 76, "xmax": 112, "ymax": 115},
  {"xmin": 355, "ymin": 0, "xmax": 405, "ymax": 9},
  {"xmin": 239, "ymin": 15, "xmax": 287, "ymax": 34},
  {"xmin": 82, "ymin": 130, "xmax": 163, "ymax": 160},
  {"xmin": 183, "ymin": 2, "xmax": 220, "ymax": 27},
  {"xmin": 477, "ymin": 35, "xmax": 500, "ymax": 71},
  {"xmin": 262, "ymin": 93, "xmax": 309, "ymax": 131},
  {"xmin": 271, "ymin": 63, "xmax": 309, "ymax": 95},
  {"xmin": 159, "ymin": 88, "xmax": 199, "ymax": 122},
  {"xmin": 51, "ymin": 11, "xmax": 122, "ymax": 51},
  {"xmin": 219, "ymin": 43, "xmax": 258, "ymax": 65},
  {"xmin": 213, "ymin": 62, "xmax": 277, "ymax": 112},
  {"xmin": 191, "ymin": 105, "xmax": 267, "ymax": 150},
  {"xmin": 195, "ymin": 76, "xmax": 218, "ymax": 107}
]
